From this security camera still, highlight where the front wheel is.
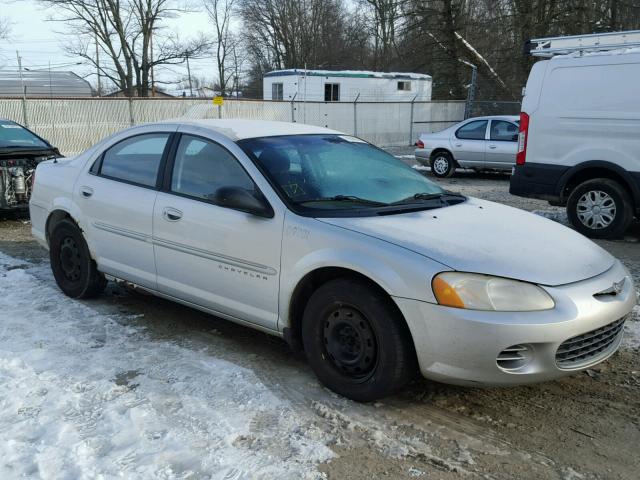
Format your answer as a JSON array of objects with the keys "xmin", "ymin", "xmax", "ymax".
[
  {"xmin": 430, "ymin": 152, "xmax": 456, "ymax": 178},
  {"xmin": 302, "ymin": 278, "xmax": 417, "ymax": 402},
  {"xmin": 566, "ymin": 178, "xmax": 633, "ymax": 239},
  {"xmin": 50, "ymin": 219, "xmax": 107, "ymax": 298}
]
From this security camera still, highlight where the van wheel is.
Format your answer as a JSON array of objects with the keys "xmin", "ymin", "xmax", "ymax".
[
  {"xmin": 431, "ymin": 152, "xmax": 455, "ymax": 178},
  {"xmin": 50, "ymin": 219, "xmax": 107, "ymax": 298},
  {"xmin": 302, "ymin": 278, "xmax": 417, "ymax": 402},
  {"xmin": 567, "ymin": 178, "xmax": 633, "ymax": 239}
]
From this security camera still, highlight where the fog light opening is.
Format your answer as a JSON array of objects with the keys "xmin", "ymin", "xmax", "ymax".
[{"xmin": 497, "ymin": 344, "xmax": 533, "ymax": 371}]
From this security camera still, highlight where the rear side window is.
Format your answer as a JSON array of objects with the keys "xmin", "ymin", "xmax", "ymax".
[
  {"xmin": 171, "ymin": 135, "xmax": 255, "ymax": 201},
  {"xmin": 456, "ymin": 120, "xmax": 488, "ymax": 140},
  {"xmin": 100, "ymin": 133, "xmax": 169, "ymax": 187},
  {"xmin": 490, "ymin": 121, "xmax": 518, "ymax": 141}
]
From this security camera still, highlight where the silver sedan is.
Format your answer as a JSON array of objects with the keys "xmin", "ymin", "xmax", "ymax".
[
  {"xmin": 415, "ymin": 115, "xmax": 519, "ymax": 177},
  {"xmin": 31, "ymin": 119, "xmax": 635, "ymax": 401}
]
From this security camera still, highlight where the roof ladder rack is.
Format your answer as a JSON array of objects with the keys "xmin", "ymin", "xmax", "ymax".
[{"xmin": 525, "ymin": 30, "xmax": 640, "ymax": 57}]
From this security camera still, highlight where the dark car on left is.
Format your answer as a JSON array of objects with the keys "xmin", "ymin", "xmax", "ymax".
[{"xmin": 0, "ymin": 119, "xmax": 61, "ymax": 213}]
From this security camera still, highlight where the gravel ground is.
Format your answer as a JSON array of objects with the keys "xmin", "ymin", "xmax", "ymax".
[{"xmin": 0, "ymin": 151, "xmax": 638, "ymax": 479}]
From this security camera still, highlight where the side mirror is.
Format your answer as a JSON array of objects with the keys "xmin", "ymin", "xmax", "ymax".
[{"xmin": 213, "ymin": 186, "xmax": 274, "ymax": 218}]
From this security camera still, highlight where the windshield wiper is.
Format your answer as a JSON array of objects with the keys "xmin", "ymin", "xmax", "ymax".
[
  {"xmin": 390, "ymin": 191, "xmax": 466, "ymax": 206},
  {"xmin": 299, "ymin": 195, "xmax": 389, "ymax": 206}
]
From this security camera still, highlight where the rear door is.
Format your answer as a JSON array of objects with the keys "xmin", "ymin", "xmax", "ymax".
[
  {"xmin": 450, "ymin": 119, "xmax": 488, "ymax": 168},
  {"xmin": 486, "ymin": 119, "xmax": 518, "ymax": 169},
  {"xmin": 75, "ymin": 129, "xmax": 174, "ymax": 288}
]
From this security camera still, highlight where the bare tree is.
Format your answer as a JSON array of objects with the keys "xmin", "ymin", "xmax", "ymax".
[
  {"xmin": 40, "ymin": 0, "xmax": 211, "ymax": 96},
  {"xmin": 0, "ymin": 16, "xmax": 10, "ymax": 40},
  {"xmin": 203, "ymin": 0, "xmax": 236, "ymax": 95},
  {"xmin": 360, "ymin": 0, "xmax": 400, "ymax": 70}
]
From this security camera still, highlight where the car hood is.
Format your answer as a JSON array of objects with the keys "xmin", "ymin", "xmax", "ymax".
[{"xmin": 317, "ymin": 197, "xmax": 615, "ymax": 286}]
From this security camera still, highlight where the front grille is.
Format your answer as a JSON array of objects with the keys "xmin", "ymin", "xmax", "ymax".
[{"xmin": 556, "ymin": 317, "xmax": 626, "ymax": 369}]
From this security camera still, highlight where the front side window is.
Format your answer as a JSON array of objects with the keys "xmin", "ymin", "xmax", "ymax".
[
  {"xmin": 456, "ymin": 120, "xmax": 488, "ymax": 140},
  {"xmin": 171, "ymin": 135, "xmax": 255, "ymax": 201},
  {"xmin": 0, "ymin": 120, "xmax": 49, "ymax": 149},
  {"xmin": 490, "ymin": 120, "xmax": 518, "ymax": 141},
  {"xmin": 239, "ymin": 134, "xmax": 456, "ymax": 216},
  {"xmin": 99, "ymin": 133, "xmax": 169, "ymax": 187},
  {"xmin": 324, "ymin": 83, "xmax": 340, "ymax": 102},
  {"xmin": 272, "ymin": 82, "xmax": 283, "ymax": 100}
]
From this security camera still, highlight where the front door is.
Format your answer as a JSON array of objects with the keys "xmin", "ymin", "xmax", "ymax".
[
  {"xmin": 152, "ymin": 133, "xmax": 283, "ymax": 330},
  {"xmin": 450, "ymin": 119, "xmax": 488, "ymax": 168},
  {"xmin": 75, "ymin": 132, "xmax": 172, "ymax": 289}
]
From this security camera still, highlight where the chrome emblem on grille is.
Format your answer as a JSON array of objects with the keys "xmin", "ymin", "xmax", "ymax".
[{"xmin": 597, "ymin": 278, "xmax": 625, "ymax": 296}]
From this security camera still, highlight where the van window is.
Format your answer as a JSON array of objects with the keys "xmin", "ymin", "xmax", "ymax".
[
  {"xmin": 456, "ymin": 120, "xmax": 488, "ymax": 140},
  {"xmin": 100, "ymin": 133, "xmax": 169, "ymax": 187}
]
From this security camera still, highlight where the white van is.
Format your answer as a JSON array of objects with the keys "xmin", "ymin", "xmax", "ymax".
[{"xmin": 510, "ymin": 31, "xmax": 640, "ymax": 239}]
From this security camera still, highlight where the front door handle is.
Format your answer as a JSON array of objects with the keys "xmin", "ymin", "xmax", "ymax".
[
  {"xmin": 79, "ymin": 186, "xmax": 94, "ymax": 198},
  {"xmin": 488, "ymin": 145, "xmax": 497, "ymax": 149},
  {"xmin": 163, "ymin": 207, "xmax": 183, "ymax": 222},
  {"xmin": 454, "ymin": 143, "xmax": 463, "ymax": 147}
]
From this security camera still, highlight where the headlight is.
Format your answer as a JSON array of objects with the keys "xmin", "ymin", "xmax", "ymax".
[{"xmin": 432, "ymin": 272, "xmax": 555, "ymax": 311}]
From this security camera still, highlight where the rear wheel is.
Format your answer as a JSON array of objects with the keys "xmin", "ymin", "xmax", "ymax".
[
  {"xmin": 566, "ymin": 178, "xmax": 633, "ymax": 239},
  {"xmin": 50, "ymin": 219, "xmax": 107, "ymax": 298},
  {"xmin": 430, "ymin": 152, "xmax": 455, "ymax": 178},
  {"xmin": 302, "ymin": 278, "xmax": 417, "ymax": 402}
]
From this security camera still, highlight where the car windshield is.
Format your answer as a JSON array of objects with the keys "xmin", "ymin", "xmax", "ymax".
[
  {"xmin": 239, "ymin": 134, "xmax": 458, "ymax": 215},
  {"xmin": 0, "ymin": 120, "xmax": 49, "ymax": 149}
]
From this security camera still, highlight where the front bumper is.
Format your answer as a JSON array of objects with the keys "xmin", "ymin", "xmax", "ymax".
[{"xmin": 394, "ymin": 260, "xmax": 636, "ymax": 386}]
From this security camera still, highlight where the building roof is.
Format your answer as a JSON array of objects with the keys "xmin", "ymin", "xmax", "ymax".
[
  {"xmin": 0, "ymin": 70, "xmax": 93, "ymax": 97},
  {"xmin": 149, "ymin": 119, "xmax": 340, "ymax": 140},
  {"xmin": 264, "ymin": 69, "xmax": 431, "ymax": 80}
]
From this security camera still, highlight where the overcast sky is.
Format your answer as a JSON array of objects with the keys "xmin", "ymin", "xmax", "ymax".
[{"xmin": 0, "ymin": 0, "xmax": 220, "ymax": 91}]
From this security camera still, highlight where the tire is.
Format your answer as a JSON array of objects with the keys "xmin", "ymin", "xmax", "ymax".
[
  {"xmin": 566, "ymin": 178, "xmax": 633, "ymax": 239},
  {"xmin": 430, "ymin": 152, "xmax": 456, "ymax": 178},
  {"xmin": 49, "ymin": 219, "xmax": 107, "ymax": 298},
  {"xmin": 301, "ymin": 278, "xmax": 417, "ymax": 402}
]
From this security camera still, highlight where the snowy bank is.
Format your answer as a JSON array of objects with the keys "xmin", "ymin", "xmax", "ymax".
[{"xmin": 0, "ymin": 253, "xmax": 333, "ymax": 479}]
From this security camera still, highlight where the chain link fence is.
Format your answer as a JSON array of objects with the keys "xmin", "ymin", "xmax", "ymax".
[
  {"xmin": 468, "ymin": 100, "xmax": 522, "ymax": 118},
  {"xmin": 0, "ymin": 97, "xmax": 471, "ymax": 155}
]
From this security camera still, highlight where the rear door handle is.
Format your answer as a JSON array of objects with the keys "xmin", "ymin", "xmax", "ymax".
[
  {"xmin": 79, "ymin": 186, "xmax": 94, "ymax": 198},
  {"xmin": 163, "ymin": 207, "xmax": 183, "ymax": 222},
  {"xmin": 488, "ymin": 145, "xmax": 497, "ymax": 149}
]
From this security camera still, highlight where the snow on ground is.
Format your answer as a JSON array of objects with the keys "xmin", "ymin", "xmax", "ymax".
[{"xmin": 0, "ymin": 253, "xmax": 333, "ymax": 479}]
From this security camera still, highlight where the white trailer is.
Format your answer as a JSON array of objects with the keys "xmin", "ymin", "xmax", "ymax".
[{"xmin": 263, "ymin": 69, "xmax": 432, "ymax": 102}]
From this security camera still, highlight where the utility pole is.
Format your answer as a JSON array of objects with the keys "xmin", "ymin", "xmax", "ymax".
[
  {"xmin": 95, "ymin": 34, "xmax": 101, "ymax": 96},
  {"xmin": 16, "ymin": 51, "xmax": 25, "ymax": 98},
  {"xmin": 186, "ymin": 52, "xmax": 193, "ymax": 97}
]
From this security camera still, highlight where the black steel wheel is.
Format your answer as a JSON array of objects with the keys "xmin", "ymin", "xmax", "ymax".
[
  {"xmin": 302, "ymin": 277, "xmax": 417, "ymax": 402},
  {"xmin": 323, "ymin": 306, "xmax": 378, "ymax": 380},
  {"xmin": 50, "ymin": 219, "xmax": 107, "ymax": 298}
]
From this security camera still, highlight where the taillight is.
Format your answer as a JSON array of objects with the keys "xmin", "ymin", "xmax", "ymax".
[
  {"xmin": 416, "ymin": 139, "xmax": 425, "ymax": 149},
  {"xmin": 516, "ymin": 112, "xmax": 529, "ymax": 165}
]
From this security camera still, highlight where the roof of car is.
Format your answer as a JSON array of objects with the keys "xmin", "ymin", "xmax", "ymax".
[
  {"xmin": 154, "ymin": 119, "xmax": 342, "ymax": 141},
  {"xmin": 466, "ymin": 115, "xmax": 520, "ymax": 122}
]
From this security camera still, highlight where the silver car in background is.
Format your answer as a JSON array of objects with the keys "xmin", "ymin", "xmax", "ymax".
[{"xmin": 415, "ymin": 115, "xmax": 519, "ymax": 178}]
